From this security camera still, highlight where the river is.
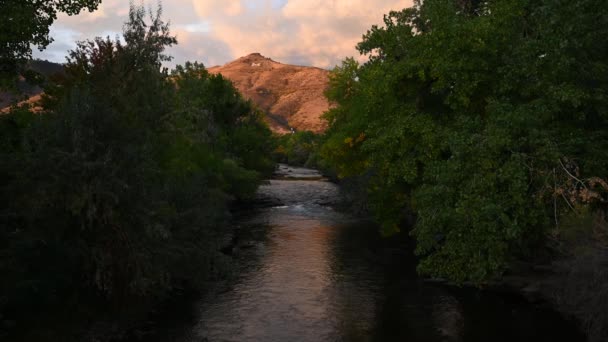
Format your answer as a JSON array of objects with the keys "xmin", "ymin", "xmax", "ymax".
[{"xmin": 142, "ymin": 165, "xmax": 583, "ymax": 342}]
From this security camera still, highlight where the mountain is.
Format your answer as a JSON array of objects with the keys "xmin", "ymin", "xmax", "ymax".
[
  {"xmin": 0, "ymin": 60, "xmax": 64, "ymax": 110},
  {"xmin": 2, "ymin": 56, "xmax": 333, "ymax": 133},
  {"xmin": 207, "ymin": 53, "xmax": 331, "ymax": 133}
]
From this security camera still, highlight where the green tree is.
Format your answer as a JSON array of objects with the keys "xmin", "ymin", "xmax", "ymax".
[
  {"xmin": 0, "ymin": 3, "xmax": 275, "ymax": 339},
  {"xmin": 171, "ymin": 61, "xmax": 275, "ymax": 198},
  {"xmin": 321, "ymin": 0, "xmax": 608, "ymax": 282},
  {"xmin": 274, "ymin": 131, "xmax": 320, "ymax": 167},
  {"xmin": 0, "ymin": 0, "xmax": 101, "ymax": 86}
]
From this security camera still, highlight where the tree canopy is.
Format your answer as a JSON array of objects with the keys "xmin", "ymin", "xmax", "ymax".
[
  {"xmin": 0, "ymin": 3, "xmax": 275, "ymax": 339},
  {"xmin": 0, "ymin": 0, "xmax": 101, "ymax": 85},
  {"xmin": 321, "ymin": 0, "xmax": 608, "ymax": 283}
]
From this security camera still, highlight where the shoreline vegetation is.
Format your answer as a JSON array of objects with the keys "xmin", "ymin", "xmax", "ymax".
[
  {"xmin": 313, "ymin": 0, "xmax": 607, "ymax": 340},
  {"xmin": 1, "ymin": 0, "xmax": 607, "ymax": 341},
  {"xmin": 1, "ymin": 3, "xmax": 276, "ymax": 341}
]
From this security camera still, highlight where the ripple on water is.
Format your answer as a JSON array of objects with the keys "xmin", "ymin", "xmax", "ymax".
[{"xmin": 145, "ymin": 166, "xmax": 584, "ymax": 342}]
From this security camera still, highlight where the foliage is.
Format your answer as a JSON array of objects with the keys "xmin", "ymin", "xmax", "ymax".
[
  {"xmin": 0, "ymin": 3, "xmax": 274, "ymax": 338},
  {"xmin": 321, "ymin": 0, "xmax": 608, "ymax": 283},
  {"xmin": 170, "ymin": 61, "xmax": 276, "ymax": 194},
  {"xmin": 274, "ymin": 131, "xmax": 321, "ymax": 167},
  {"xmin": 0, "ymin": 0, "xmax": 101, "ymax": 87}
]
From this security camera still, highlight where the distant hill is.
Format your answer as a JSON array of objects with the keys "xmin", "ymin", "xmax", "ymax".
[
  {"xmin": 2, "ymin": 56, "xmax": 333, "ymax": 132},
  {"xmin": 26, "ymin": 59, "xmax": 64, "ymax": 77},
  {"xmin": 0, "ymin": 60, "xmax": 64, "ymax": 109},
  {"xmin": 208, "ymin": 53, "xmax": 331, "ymax": 133}
]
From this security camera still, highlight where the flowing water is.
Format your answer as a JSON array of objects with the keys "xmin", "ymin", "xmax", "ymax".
[{"xmin": 146, "ymin": 165, "xmax": 583, "ymax": 342}]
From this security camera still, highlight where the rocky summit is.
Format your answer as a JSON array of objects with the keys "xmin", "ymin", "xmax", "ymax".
[{"xmin": 208, "ymin": 53, "xmax": 331, "ymax": 134}]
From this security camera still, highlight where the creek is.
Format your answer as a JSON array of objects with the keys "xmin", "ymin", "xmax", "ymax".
[{"xmin": 142, "ymin": 164, "xmax": 583, "ymax": 342}]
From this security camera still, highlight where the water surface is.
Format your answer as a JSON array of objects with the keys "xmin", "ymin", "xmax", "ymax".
[{"xmin": 147, "ymin": 166, "xmax": 583, "ymax": 342}]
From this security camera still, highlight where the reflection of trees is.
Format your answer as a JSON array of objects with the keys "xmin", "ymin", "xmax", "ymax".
[
  {"xmin": 328, "ymin": 221, "xmax": 464, "ymax": 341},
  {"xmin": 326, "ymin": 222, "xmax": 384, "ymax": 341},
  {"xmin": 432, "ymin": 295, "xmax": 464, "ymax": 342}
]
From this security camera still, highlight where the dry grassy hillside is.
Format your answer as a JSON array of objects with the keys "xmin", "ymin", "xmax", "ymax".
[
  {"xmin": 0, "ymin": 60, "xmax": 63, "ymax": 113},
  {"xmin": 208, "ymin": 53, "xmax": 331, "ymax": 133},
  {"xmin": 2, "ymin": 57, "xmax": 332, "ymax": 131}
]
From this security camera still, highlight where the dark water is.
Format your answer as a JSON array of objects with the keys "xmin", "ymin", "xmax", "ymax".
[{"xmin": 146, "ymin": 166, "xmax": 584, "ymax": 342}]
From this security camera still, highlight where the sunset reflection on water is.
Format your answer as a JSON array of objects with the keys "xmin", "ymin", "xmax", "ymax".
[{"xmin": 153, "ymin": 177, "xmax": 583, "ymax": 342}]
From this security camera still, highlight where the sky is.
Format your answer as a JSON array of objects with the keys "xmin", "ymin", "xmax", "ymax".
[{"xmin": 33, "ymin": 0, "xmax": 413, "ymax": 69}]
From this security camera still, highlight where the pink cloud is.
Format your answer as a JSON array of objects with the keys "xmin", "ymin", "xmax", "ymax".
[{"xmin": 34, "ymin": 0, "xmax": 414, "ymax": 69}]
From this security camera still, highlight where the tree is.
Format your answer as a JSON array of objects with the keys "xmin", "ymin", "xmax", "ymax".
[
  {"xmin": 0, "ymin": 3, "xmax": 274, "ymax": 339},
  {"xmin": 0, "ymin": 0, "xmax": 101, "ymax": 85},
  {"xmin": 321, "ymin": 0, "xmax": 608, "ymax": 283},
  {"xmin": 1, "ymin": 0, "xmax": 278, "ymax": 313}
]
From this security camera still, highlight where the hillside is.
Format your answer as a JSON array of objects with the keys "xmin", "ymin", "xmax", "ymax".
[
  {"xmin": 2, "ymin": 56, "xmax": 332, "ymax": 132},
  {"xmin": 208, "ymin": 53, "xmax": 331, "ymax": 133},
  {"xmin": 0, "ymin": 60, "xmax": 63, "ymax": 110}
]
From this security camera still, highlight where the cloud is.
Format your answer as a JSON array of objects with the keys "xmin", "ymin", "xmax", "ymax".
[
  {"xmin": 33, "ymin": 0, "xmax": 413, "ymax": 69},
  {"xmin": 193, "ymin": 0, "xmax": 243, "ymax": 16},
  {"xmin": 171, "ymin": 28, "xmax": 235, "ymax": 67}
]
